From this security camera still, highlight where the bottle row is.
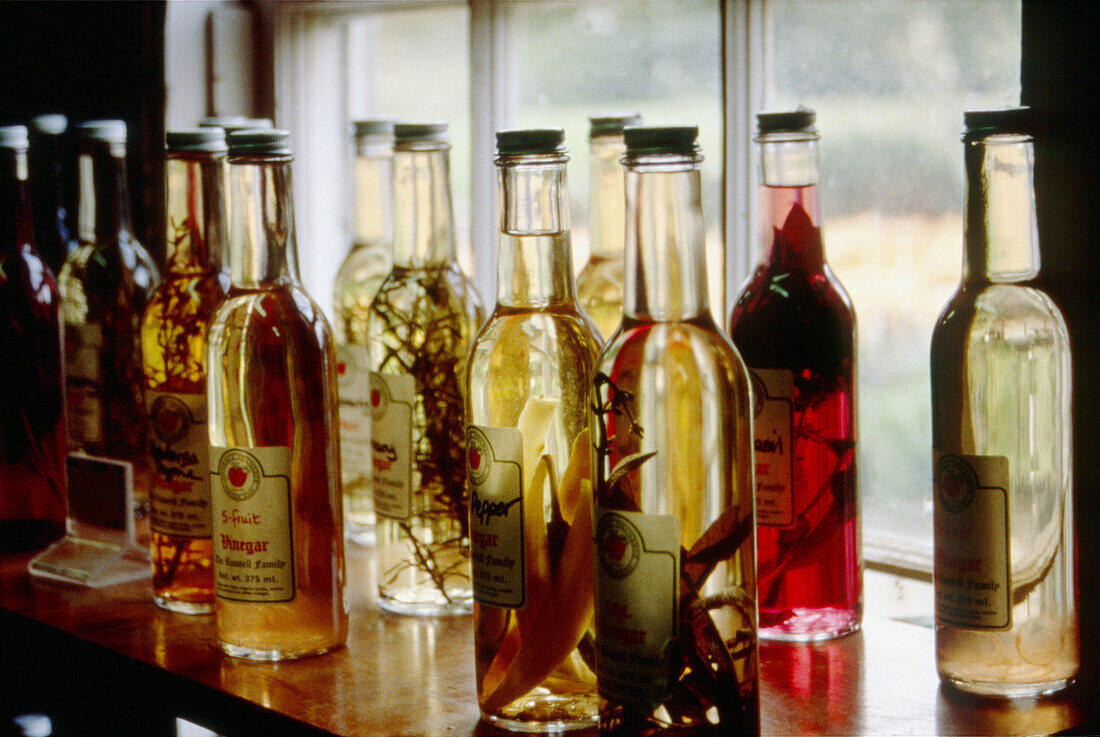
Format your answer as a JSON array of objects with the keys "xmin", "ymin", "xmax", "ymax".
[{"xmin": 0, "ymin": 106, "xmax": 1076, "ymax": 735}]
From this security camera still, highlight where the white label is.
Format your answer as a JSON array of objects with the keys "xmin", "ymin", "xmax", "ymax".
[
  {"xmin": 467, "ymin": 425, "xmax": 525, "ymax": 608},
  {"xmin": 933, "ymin": 451, "xmax": 1011, "ymax": 630},
  {"xmin": 210, "ymin": 446, "xmax": 295, "ymax": 603},
  {"xmin": 336, "ymin": 344, "xmax": 372, "ymax": 478},
  {"xmin": 594, "ymin": 507, "xmax": 680, "ymax": 704},
  {"xmin": 147, "ymin": 390, "xmax": 212, "ymax": 538},
  {"xmin": 65, "ymin": 323, "xmax": 105, "ymax": 444},
  {"xmin": 370, "ymin": 372, "xmax": 414, "ymax": 520},
  {"xmin": 750, "ymin": 368, "xmax": 794, "ymax": 527}
]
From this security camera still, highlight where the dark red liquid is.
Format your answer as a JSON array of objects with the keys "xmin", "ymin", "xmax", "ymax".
[{"xmin": 728, "ymin": 190, "xmax": 860, "ymax": 639}]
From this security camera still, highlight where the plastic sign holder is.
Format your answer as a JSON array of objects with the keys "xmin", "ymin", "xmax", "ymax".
[{"xmin": 29, "ymin": 453, "xmax": 151, "ymax": 587}]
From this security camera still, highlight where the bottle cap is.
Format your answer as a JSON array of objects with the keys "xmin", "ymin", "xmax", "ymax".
[
  {"xmin": 589, "ymin": 113, "xmax": 643, "ymax": 139},
  {"xmin": 623, "ymin": 125, "xmax": 699, "ymax": 156},
  {"xmin": 964, "ymin": 107, "xmax": 1033, "ymax": 139},
  {"xmin": 29, "ymin": 114, "xmax": 67, "ymax": 136},
  {"xmin": 0, "ymin": 125, "xmax": 29, "ymax": 151},
  {"xmin": 228, "ymin": 129, "xmax": 292, "ymax": 156},
  {"xmin": 395, "ymin": 122, "xmax": 448, "ymax": 144},
  {"xmin": 166, "ymin": 128, "xmax": 228, "ymax": 154},
  {"xmin": 75, "ymin": 120, "xmax": 127, "ymax": 144},
  {"xmin": 756, "ymin": 107, "xmax": 817, "ymax": 134},
  {"xmin": 495, "ymin": 128, "xmax": 566, "ymax": 156},
  {"xmin": 353, "ymin": 120, "xmax": 396, "ymax": 139},
  {"xmin": 200, "ymin": 116, "xmax": 274, "ymax": 135}
]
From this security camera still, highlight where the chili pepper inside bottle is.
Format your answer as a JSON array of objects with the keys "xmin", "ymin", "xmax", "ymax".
[
  {"xmin": 931, "ymin": 107, "xmax": 1076, "ymax": 697},
  {"xmin": 467, "ymin": 129, "xmax": 601, "ymax": 730},
  {"xmin": 367, "ymin": 122, "xmax": 484, "ymax": 616},
  {"xmin": 727, "ymin": 109, "xmax": 861, "ymax": 641},
  {"xmin": 206, "ymin": 129, "xmax": 348, "ymax": 659},
  {"xmin": 591, "ymin": 126, "xmax": 759, "ymax": 735},
  {"xmin": 0, "ymin": 125, "xmax": 67, "ymax": 553},
  {"xmin": 141, "ymin": 128, "xmax": 229, "ymax": 613}
]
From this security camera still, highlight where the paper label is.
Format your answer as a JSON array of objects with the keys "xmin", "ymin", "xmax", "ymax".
[
  {"xmin": 210, "ymin": 446, "xmax": 295, "ymax": 603},
  {"xmin": 933, "ymin": 451, "xmax": 1011, "ymax": 630},
  {"xmin": 147, "ymin": 391, "xmax": 211, "ymax": 537},
  {"xmin": 65, "ymin": 323, "xmax": 105, "ymax": 444},
  {"xmin": 594, "ymin": 507, "xmax": 680, "ymax": 704},
  {"xmin": 370, "ymin": 372, "xmax": 414, "ymax": 520},
  {"xmin": 336, "ymin": 344, "xmax": 372, "ymax": 478},
  {"xmin": 750, "ymin": 368, "xmax": 794, "ymax": 526},
  {"xmin": 467, "ymin": 425, "xmax": 525, "ymax": 608}
]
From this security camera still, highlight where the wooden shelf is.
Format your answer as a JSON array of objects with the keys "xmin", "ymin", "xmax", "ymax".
[{"xmin": 0, "ymin": 545, "xmax": 1093, "ymax": 736}]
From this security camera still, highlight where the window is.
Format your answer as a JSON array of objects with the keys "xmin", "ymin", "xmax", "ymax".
[{"xmin": 264, "ymin": 0, "xmax": 1021, "ymax": 590}]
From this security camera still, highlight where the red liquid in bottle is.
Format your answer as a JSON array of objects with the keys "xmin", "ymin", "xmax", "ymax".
[{"xmin": 729, "ymin": 188, "xmax": 860, "ymax": 640}]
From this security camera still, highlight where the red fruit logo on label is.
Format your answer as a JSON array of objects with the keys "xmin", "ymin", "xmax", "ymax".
[
  {"xmin": 227, "ymin": 465, "xmax": 249, "ymax": 488},
  {"xmin": 149, "ymin": 395, "xmax": 191, "ymax": 445},
  {"xmin": 218, "ymin": 450, "xmax": 262, "ymax": 501},
  {"xmin": 597, "ymin": 513, "xmax": 641, "ymax": 579},
  {"xmin": 337, "ymin": 361, "xmax": 347, "ymax": 376},
  {"xmin": 469, "ymin": 447, "xmax": 482, "ymax": 471},
  {"xmin": 605, "ymin": 532, "xmax": 627, "ymax": 562},
  {"xmin": 371, "ymin": 389, "xmax": 381, "ymax": 407}
]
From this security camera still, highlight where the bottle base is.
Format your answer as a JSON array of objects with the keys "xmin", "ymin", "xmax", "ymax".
[
  {"xmin": 155, "ymin": 595, "xmax": 213, "ymax": 615},
  {"xmin": 219, "ymin": 639, "xmax": 345, "ymax": 661},
  {"xmin": 759, "ymin": 607, "xmax": 861, "ymax": 641},
  {"xmin": 481, "ymin": 692, "xmax": 599, "ymax": 733},
  {"xmin": 378, "ymin": 586, "xmax": 473, "ymax": 617},
  {"xmin": 940, "ymin": 674, "xmax": 1075, "ymax": 699}
]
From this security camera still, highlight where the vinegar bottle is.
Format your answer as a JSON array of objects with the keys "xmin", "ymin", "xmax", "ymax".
[
  {"xmin": 27, "ymin": 114, "xmax": 73, "ymax": 276},
  {"xmin": 467, "ymin": 129, "xmax": 602, "ymax": 730},
  {"xmin": 576, "ymin": 113, "xmax": 640, "ymax": 341},
  {"xmin": 0, "ymin": 126, "xmax": 67, "ymax": 552},
  {"xmin": 727, "ymin": 109, "xmax": 861, "ymax": 641},
  {"xmin": 367, "ymin": 122, "xmax": 484, "ymax": 616},
  {"xmin": 140, "ymin": 129, "xmax": 229, "ymax": 613},
  {"xmin": 59, "ymin": 120, "xmax": 160, "ymax": 516},
  {"xmin": 591, "ymin": 127, "xmax": 758, "ymax": 735},
  {"xmin": 930, "ymin": 107, "xmax": 1076, "ymax": 697},
  {"xmin": 333, "ymin": 119, "xmax": 395, "ymax": 546},
  {"xmin": 207, "ymin": 129, "xmax": 348, "ymax": 659}
]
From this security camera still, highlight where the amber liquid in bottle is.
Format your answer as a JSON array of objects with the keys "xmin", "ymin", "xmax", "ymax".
[
  {"xmin": 141, "ymin": 132, "xmax": 229, "ymax": 613},
  {"xmin": 0, "ymin": 127, "xmax": 67, "ymax": 552},
  {"xmin": 468, "ymin": 130, "xmax": 601, "ymax": 730},
  {"xmin": 60, "ymin": 121, "xmax": 160, "ymax": 523},
  {"xmin": 728, "ymin": 114, "xmax": 860, "ymax": 641},
  {"xmin": 592, "ymin": 128, "xmax": 758, "ymax": 736},
  {"xmin": 207, "ymin": 131, "xmax": 347, "ymax": 659}
]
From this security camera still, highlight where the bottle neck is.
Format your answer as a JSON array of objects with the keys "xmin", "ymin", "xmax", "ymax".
[
  {"xmin": 27, "ymin": 133, "xmax": 68, "ymax": 241},
  {"xmin": 391, "ymin": 143, "xmax": 456, "ymax": 268},
  {"xmin": 623, "ymin": 154, "xmax": 710, "ymax": 321},
  {"xmin": 165, "ymin": 152, "xmax": 226, "ymax": 276},
  {"xmin": 229, "ymin": 155, "xmax": 300, "ymax": 287},
  {"xmin": 963, "ymin": 134, "xmax": 1040, "ymax": 282},
  {"xmin": 495, "ymin": 154, "xmax": 575, "ymax": 307},
  {"xmin": 757, "ymin": 134, "xmax": 824, "ymax": 270},
  {"xmin": 587, "ymin": 134, "xmax": 627, "ymax": 259},
  {"xmin": 353, "ymin": 139, "xmax": 393, "ymax": 247},
  {"xmin": 0, "ymin": 148, "xmax": 34, "ymax": 257},
  {"xmin": 77, "ymin": 140, "xmax": 133, "ymax": 247}
]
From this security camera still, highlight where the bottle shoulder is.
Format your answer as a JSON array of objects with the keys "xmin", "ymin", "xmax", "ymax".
[
  {"xmin": 933, "ymin": 282, "xmax": 1070, "ymax": 349},
  {"xmin": 472, "ymin": 305, "xmax": 602, "ymax": 362},
  {"xmin": 598, "ymin": 316, "xmax": 750, "ymax": 387},
  {"xmin": 334, "ymin": 240, "xmax": 392, "ymax": 285}
]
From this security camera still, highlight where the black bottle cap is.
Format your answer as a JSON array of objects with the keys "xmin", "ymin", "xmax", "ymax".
[
  {"xmin": 394, "ymin": 122, "xmax": 449, "ymax": 144},
  {"xmin": 757, "ymin": 107, "xmax": 817, "ymax": 134},
  {"xmin": 963, "ymin": 107, "xmax": 1033, "ymax": 139},
  {"xmin": 623, "ymin": 125, "xmax": 699, "ymax": 156},
  {"xmin": 495, "ymin": 128, "xmax": 566, "ymax": 156},
  {"xmin": 228, "ymin": 129, "xmax": 292, "ymax": 156},
  {"xmin": 589, "ymin": 113, "xmax": 643, "ymax": 139}
]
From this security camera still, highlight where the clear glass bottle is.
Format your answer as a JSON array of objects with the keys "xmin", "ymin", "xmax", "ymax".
[
  {"xmin": 590, "ymin": 127, "xmax": 759, "ymax": 734},
  {"xmin": 141, "ymin": 129, "xmax": 229, "ymax": 614},
  {"xmin": 576, "ymin": 113, "xmax": 640, "ymax": 342},
  {"xmin": 0, "ymin": 125, "xmax": 67, "ymax": 553},
  {"xmin": 367, "ymin": 122, "xmax": 484, "ymax": 616},
  {"xmin": 930, "ymin": 107, "xmax": 1076, "ymax": 697},
  {"xmin": 333, "ymin": 119, "xmax": 395, "ymax": 546},
  {"xmin": 59, "ymin": 120, "xmax": 160, "ymax": 519},
  {"xmin": 467, "ymin": 129, "xmax": 602, "ymax": 730},
  {"xmin": 728, "ymin": 109, "xmax": 861, "ymax": 641},
  {"xmin": 27, "ymin": 114, "xmax": 73, "ymax": 276},
  {"xmin": 206, "ymin": 129, "xmax": 348, "ymax": 659}
]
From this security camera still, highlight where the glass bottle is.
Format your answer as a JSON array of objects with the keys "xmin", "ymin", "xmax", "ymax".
[
  {"xmin": 59, "ymin": 120, "xmax": 160, "ymax": 519},
  {"xmin": 0, "ymin": 126, "xmax": 67, "ymax": 552},
  {"xmin": 367, "ymin": 122, "xmax": 484, "ymax": 616},
  {"xmin": 727, "ymin": 109, "xmax": 861, "ymax": 641},
  {"xmin": 333, "ymin": 119, "xmax": 395, "ymax": 546},
  {"xmin": 930, "ymin": 107, "xmax": 1076, "ymax": 697},
  {"xmin": 591, "ymin": 127, "xmax": 758, "ymax": 735},
  {"xmin": 206, "ymin": 129, "xmax": 348, "ymax": 659},
  {"xmin": 576, "ymin": 113, "xmax": 641, "ymax": 341},
  {"xmin": 140, "ymin": 129, "xmax": 229, "ymax": 613},
  {"xmin": 467, "ymin": 129, "xmax": 602, "ymax": 730},
  {"xmin": 27, "ymin": 114, "xmax": 73, "ymax": 276}
]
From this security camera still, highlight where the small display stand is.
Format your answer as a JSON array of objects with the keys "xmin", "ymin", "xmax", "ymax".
[{"xmin": 29, "ymin": 454, "xmax": 151, "ymax": 587}]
